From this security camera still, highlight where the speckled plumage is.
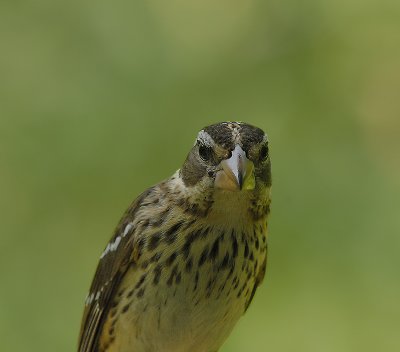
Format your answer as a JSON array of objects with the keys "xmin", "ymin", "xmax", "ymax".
[{"xmin": 78, "ymin": 122, "xmax": 272, "ymax": 352}]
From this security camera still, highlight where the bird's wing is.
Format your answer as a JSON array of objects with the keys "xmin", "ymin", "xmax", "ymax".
[{"xmin": 78, "ymin": 188, "xmax": 153, "ymax": 352}]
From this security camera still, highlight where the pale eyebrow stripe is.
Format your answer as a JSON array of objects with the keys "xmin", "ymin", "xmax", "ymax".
[{"xmin": 196, "ymin": 130, "xmax": 215, "ymax": 147}]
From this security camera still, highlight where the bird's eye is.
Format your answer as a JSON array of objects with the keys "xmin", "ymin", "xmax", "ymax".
[
  {"xmin": 260, "ymin": 144, "xmax": 269, "ymax": 161},
  {"xmin": 198, "ymin": 145, "xmax": 214, "ymax": 162}
]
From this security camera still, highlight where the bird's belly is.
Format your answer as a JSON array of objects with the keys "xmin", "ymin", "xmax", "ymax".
[
  {"xmin": 113, "ymin": 266, "xmax": 251, "ymax": 352},
  {"xmin": 102, "ymin": 228, "xmax": 266, "ymax": 352},
  {"xmin": 121, "ymin": 290, "xmax": 244, "ymax": 352}
]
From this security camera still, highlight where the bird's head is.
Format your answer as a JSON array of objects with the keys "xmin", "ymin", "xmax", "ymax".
[{"xmin": 177, "ymin": 122, "xmax": 271, "ymax": 220}]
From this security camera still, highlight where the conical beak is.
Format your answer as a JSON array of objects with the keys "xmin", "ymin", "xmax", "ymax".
[{"xmin": 215, "ymin": 145, "xmax": 255, "ymax": 191}]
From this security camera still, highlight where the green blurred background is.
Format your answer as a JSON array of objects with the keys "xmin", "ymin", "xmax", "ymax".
[{"xmin": 1, "ymin": 1, "xmax": 399, "ymax": 351}]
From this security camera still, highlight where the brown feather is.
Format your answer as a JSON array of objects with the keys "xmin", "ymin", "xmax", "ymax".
[{"xmin": 78, "ymin": 188, "xmax": 153, "ymax": 352}]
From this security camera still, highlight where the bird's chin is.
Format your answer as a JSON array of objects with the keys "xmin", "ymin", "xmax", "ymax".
[{"xmin": 214, "ymin": 170, "xmax": 240, "ymax": 191}]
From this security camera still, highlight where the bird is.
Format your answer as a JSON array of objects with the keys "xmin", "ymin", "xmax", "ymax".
[{"xmin": 78, "ymin": 121, "xmax": 272, "ymax": 352}]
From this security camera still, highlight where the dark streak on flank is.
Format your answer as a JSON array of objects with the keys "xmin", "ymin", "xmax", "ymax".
[
  {"xmin": 231, "ymin": 231, "xmax": 238, "ymax": 258},
  {"xmin": 136, "ymin": 238, "xmax": 146, "ymax": 257},
  {"xmin": 167, "ymin": 265, "xmax": 178, "ymax": 286},
  {"xmin": 239, "ymin": 282, "xmax": 248, "ymax": 297},
  {"xmin": 135, "ymin": 274, "xmax": 146, "ymax": 290},
  {"xmin": 198, "ymin": 246, "xmax": 209, "ymax": 266},
  {"xmin": 141, "ymin": 259, "xmax": 149, "ymax": 270},
  {"xmin": 244, "ymin": 241, "xmax": 249, "ymax": 258},
  {"xmin": 185, "ymin": 257, "xmax": 193, "ymax": 273},
  {"xmin": 209, "ymin": 236, "xmax": 220, "ymax": 261},
  {"xmin": 175, "ymin": 271, "xmax": 181, "ymax": 284},
  {"xmin": 164, "ymin": 221, "xmax": 184, "ymax": 245},
  {"xmin": 148, "ymin": 232, "xmax": 162, "ymax": 251},
  {"xmin": 207, "ymin": 278, "xmax": 212, "ymax": 290},
  {"xmin": 166, "ymin": 252, "xmax": 177, "ymax": 267},
  {"xmin": 219, "ymin": 251, "xmax": 230, "ymax": 270},
  {"xmin": 153, "ymin": 264, "xmax": 162, "ymax": 285},
  {"xmin": 150, "ymin": 251, "xmax": 162, "ymax": 263},
  {"xmin": 182, "ymin": 228, "xmax": 204, "ymax": 259},
  {"xmin": 193, "ymin": 271, "xmax": 199, "ymax": 292},
  {"xmin": 121, "ymin": 303, "xmax": 130, "ymax": 314},
  {"xmin": 206, "ymin": 278, "xmax": 213, "ymax": 298},
  {"xmin": 137, "ymin": 287, "xmax": 145, "ymax": 298},
  {"xmin": 201, "ymin": 227, "xmax": 210, "ymax": 239},
  {"xmin": 226, "ymin": 262, "xmax": 235, "ymax": 279}
]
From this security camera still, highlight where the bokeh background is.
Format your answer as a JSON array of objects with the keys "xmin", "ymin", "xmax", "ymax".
[{"xmin": 1, "ymin": 1, "xmax": 399, "ymax": 351}]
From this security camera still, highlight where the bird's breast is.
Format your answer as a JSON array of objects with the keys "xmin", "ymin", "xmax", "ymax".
[{"xmin": 100, "ymin": 219, "xmax": 267, "ymax": 352}]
